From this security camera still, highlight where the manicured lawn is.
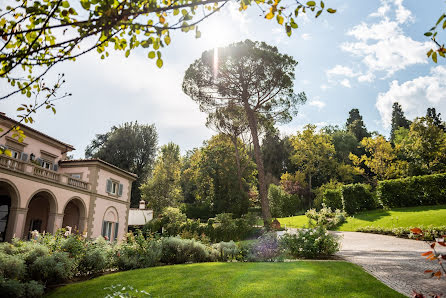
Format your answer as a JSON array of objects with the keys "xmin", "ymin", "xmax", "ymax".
[
  {"xmin": 47, "ymin": 262, "xmax": 403, "ymax": 297},
  {"xmin": 278, "ymin": 205, "xmax": 446, "ymax": 231}
]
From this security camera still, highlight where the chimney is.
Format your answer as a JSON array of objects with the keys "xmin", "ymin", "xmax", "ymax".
[{"xmin": 139, "ymin": 200, "xmax": 146, "ymax": 210}]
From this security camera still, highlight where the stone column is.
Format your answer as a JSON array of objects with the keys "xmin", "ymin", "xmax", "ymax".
[
  {"xmin": 6, "ymin": 207, "xmax": 28, "ymax": 240},
  {"xmin": 48, "ymin": 212, "xmax": 64, "ymax": 234}
]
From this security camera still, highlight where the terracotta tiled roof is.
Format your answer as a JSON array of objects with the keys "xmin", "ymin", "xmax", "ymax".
[
  {"xmin": 0, "ymin": 113, "xmax": 75, "ymax": 151},
  {"xmin": 60, "ymin": 158, "xmax": 138, "ymax": 178}
]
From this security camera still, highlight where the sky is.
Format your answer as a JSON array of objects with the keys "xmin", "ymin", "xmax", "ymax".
[{"xmin": 1, "ymin": 0, "xmax": 446, "ymax": 158}]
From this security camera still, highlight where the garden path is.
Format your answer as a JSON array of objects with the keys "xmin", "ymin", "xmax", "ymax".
[{"xmin": 334, "ymin": 231, "xmax": 446, "ymax": 297}]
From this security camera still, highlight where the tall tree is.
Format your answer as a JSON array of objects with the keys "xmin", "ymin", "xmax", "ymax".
[
  {"xmin": 182, "ymin": 40, "xmax": 306, "ymax": 226},
  {"xmin": 390, "ymin": 102, "xmax": 411, "ymax": 143},
  {"xmin": 140, "ymin": 143, "xmax": 183, "ymax": 216},
  {"xmin": 345, "ymin": 108, "xmax": 371, "ymax": 142},
  {"xmin": 426, "ymin": 107, "xmax": 446, "ymax": 132},
  {"xmin": 182, "ymin": 134, "xmax": 257, "ymax": 218},
  {"xmin": 85, "ymin": 122, "xmax": 157, "ymax": 207},
  {"xmin": 206, "ymin": 105, "xmax": 250, "ymax": 195},
  {"xmin": 261, "ymin": 127, "xmax": 290, "ymax": 184},
  {"xmin": 289, "ymin": 124, "xmax": 337, "ymax": 208}
]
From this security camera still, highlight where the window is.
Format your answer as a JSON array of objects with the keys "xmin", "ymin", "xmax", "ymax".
[
  {"xmin": 102, "ymin": 221, "xmax": 119, "ymax": 241},
  {"xmin": 70, "ymin": 174, "xmax": 81, "ymax": 179},
  {"xmin": 106, "ymin": 179, "xmax": 123, "ymax": 197},
  {"xmin": 42, "ymin": 160, "xmax": 52, "ymax": 169}
]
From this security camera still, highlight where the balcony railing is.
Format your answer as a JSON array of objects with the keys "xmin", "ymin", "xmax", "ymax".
[{"xmin": 0, "ymin": 154, "xmax": 90, "ymax": 191}]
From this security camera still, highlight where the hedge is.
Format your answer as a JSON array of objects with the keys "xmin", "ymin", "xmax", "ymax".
[
  {"xmin": 322, "ymin": 189, "xmax": 343, "ymax": 210},
  {"xmin": 341, "ymin": 184, "xmax": 375, "ymax": 215},
  {"xmin": 377, "ymin": 173, "xmax": 446, "ymax": 208}
]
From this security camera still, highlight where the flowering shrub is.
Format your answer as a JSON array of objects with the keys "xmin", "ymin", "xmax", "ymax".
[
  {"xmin": 305, "ymin": 204, "xmax": 346, "ymax": 230},
  {"xmin": 246, "ymin": 232, "xmax": 283, "ymax": 262},
  {"xmin": 356, "ymin": 226, "xmax": 446, "ymax": 241},
  {"xmin": 280, "ymin": 227, "xmax": 340, "ymax": 259}
]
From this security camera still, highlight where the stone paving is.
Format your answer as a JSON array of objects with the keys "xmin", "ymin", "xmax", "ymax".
[{"xmin": 334, "ymin": 231, "xmax": 446, "ymax": 297}]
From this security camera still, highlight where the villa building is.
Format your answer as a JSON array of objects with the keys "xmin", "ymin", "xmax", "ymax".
[{"xmin": 0, "ymin": 113, "xmax": 137, "ymax": 242}]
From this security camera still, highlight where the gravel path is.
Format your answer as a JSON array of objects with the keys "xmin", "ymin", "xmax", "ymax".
[{"xmin": 334, "ymin": 231, "xmax": 446, "ymax": 297}]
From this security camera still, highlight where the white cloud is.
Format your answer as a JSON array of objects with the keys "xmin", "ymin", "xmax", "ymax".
[
  {"xmin": 301, "ymin": 33, "xmax": 311, "ymax": 40},
  {"xmin": 340, "ymin": 79, "xmax": 352, "ymax": 88},
  {"xmin": 326, "ymin": 65, "xmax": 357, "ymax": 77},
  {"xmin": 327, "ymin": 0, "xmax": 430, "ymax": 88},
  {"xmin": 308, "ymin": 98, "xmax": 326, "ymax": 109},
  {"xmin": 376, "ymin": 65, "xmax": 446, "ymax": 128}
]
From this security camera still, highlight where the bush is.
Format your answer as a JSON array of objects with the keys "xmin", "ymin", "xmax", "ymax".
[
  {"xmin": 0, "ymin": 277, "xmax": 45, "ymax": 298},
  {"xmin": 356, "ymin": 225, "xmax": 446, "ymax": 241},
  {"xmin": 160, "ymin": 237, "xmax": 210, "ymax": 264},
  {"xmin": 114, "ymin": 232, "xmax": 162, "ymax": 271},
  {"xmin": 280, "ymin": 227, "xmax": 340, "ymax": 259},
  {"xmin": 78, "ymin": 237, "xmax": 113, "ymax": 275},
  {"xmin": 268, "ymin": 184, "xmax": 303, "ymax": 217},
  {"xmin": 246, "ymin": 232, "xmax": 282, "ymax": 262},
  {"xmin": 0, "ymin": 252, "xmax": 26, "ymax": 280},
  {"xmin": 342, "ymin": 183, "xmax": 375, "ymax": 215},
  {"xmin": 323, "ymin": 189, "xmax": 343, "ymax": 210},
  {"xmin": 305, "ymin": 204, "xmax": 346, "ymax": 230},
  {"xmin": 28, "ymin": 251, "xmax": 75, "ymax": 284},
  {"xmin": 377, "ymin": 173, "xmax": 446, "ymax": 208},
  {"xmin": 212, "ymin": 241, "xmax": 239, "ymax": 261},
  {"xmin": 314, "ymin": 181, "xmax": 344, "ymax": 210}
]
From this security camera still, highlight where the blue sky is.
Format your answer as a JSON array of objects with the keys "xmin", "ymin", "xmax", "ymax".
[{"xmin": 1, "ymin": 0, "xmax": 446, "ymax": 158}]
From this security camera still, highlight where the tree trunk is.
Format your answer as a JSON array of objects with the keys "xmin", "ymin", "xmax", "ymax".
[
  {"xmin": 242, "ymin": 101, "xmax": 272, "ymax": 227},
  {"xmin": 308, "ymin": 173, "xmax": 312, "ymax": 209},
  {"xmin": 230, "ymin": 136, "xmax": 244, "ymax": 194}
]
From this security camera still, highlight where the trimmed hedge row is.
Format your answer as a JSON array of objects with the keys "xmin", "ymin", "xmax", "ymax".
[
  {"xmin": 377, "ymin": 173, "xmax": 446, "ymax": 208},
  {"xmin": 342, "ymin": 184, "xmax": 375, "ymax": 215}
]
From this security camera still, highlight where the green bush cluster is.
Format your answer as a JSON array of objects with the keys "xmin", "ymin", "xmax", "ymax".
[
  {"xmin": 356, "ymin": 225, "xmax": 446, "ymax": 241},
  {"xmin": 377, "ymin": 173, "xmax": 446, "ymax": 208},
  {"xmin": 160, "ymin": 237, "xmax": 211, "ymax": 264},
  {"xmin": 305, "ymin": 204, "xmax": 346, "ymax": 230},
  {"xmin": 322, "ymin": 189, "xmax": 343, "ymax": 210},
  {"xmin": 143, "ymin": 208, "xmax": 260, "ymax": 242},
  {"xmin": 342, "ymin": 183, "xmax": 375, "ymax": 215},
  {"xmin": 280, "ymin": 226, "xmax": 340, "ymax": 259},
  {"xmin": 268, "ymin": 184, "xmax": 303, "ymax": 217},
  {"xmin": 114, "ymin": 232, "xmax": 162, "ymax": 270}
]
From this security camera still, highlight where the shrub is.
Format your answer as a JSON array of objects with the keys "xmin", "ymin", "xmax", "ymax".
[
  {"xmin": 305, "ymin": 204, "xmax": 346, "ymax": 230},
  {"xmin": 268, "ymin": 184, "xmax": 303, "ymax": 217},
  {"xmin": 280, "ymin": 227, "xmax": 340, "ymax": 259},
  {"xmin": 314, "ymin": 180, "xmax": 344, "ymax": 210},
  {"xmin": 160, "ymin": 237, "xmax": 210, "ymax": 264},
  {"xmin": 78, "ymin": 237, "xmax": 113, "ymax": 275},
  {"xmin": 28, "ymin": 251, "xmax": 75, "ymax": 284},
  {"xmin": 0, "ymin": 252, "xmax": 26, "ymax": 280},
  {"xmin": 247, "ymin": 232, "xmax": 282, "ymax": 262},
  {"xmin": 342, "ymin": 183, "xmax": 375, "ymax": 215},
  {"xmin": 323, "ymin": 189, "xmax": 343, "ymax": 210},
  {"xmin": 212, "ymin": 241, "xmax": 239, "ymax": 261},
  {"xmin": 377, "ymin": 173, "xmax": 446, "ymax": 208},
  {"xmin": 114, "ymin": 232, "xmax": 162, "ymax": 271},
  {"xmin": 356, "ymin": 225, "xmax": 446, "ymax": 241}
]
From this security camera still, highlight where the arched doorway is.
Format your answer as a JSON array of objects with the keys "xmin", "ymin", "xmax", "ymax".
[
  {"xmin": 25, "ymin": 191, "xmax": 57, "ymax": 238},
  {"xmin": 62, "ymin": 198, "xmax": 86, "ymax": 233},
  {"xmin": 0, "ymin": 180, "xmax": 20, "ymax": 242}
]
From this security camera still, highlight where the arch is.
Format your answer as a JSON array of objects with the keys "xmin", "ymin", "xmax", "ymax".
[
  {"xmin": 0, "ymin": 179, "xmax": 20, "ymax": 242},
  {"xmin": 0, "ymin": 178, "xmax": 21, "ymax": 208},
  {"xmin": 102, "ymin": 206, "xmax": 119, "ymax": 241},
  {"xmin": 25, "ymin": 189, "xmax": 58, "ymax": 213},
  {"xmin": 24, "ymin": 189, "xmax": 58, "ymax": 237},
  {"xmin": 62, "ymin": 197, "xmax": 87, "ymax": 233}
]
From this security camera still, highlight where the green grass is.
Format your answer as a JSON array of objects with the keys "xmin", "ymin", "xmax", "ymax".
[
  {"xmin": 46, "ymin": 262, "xmax": 403, "ymax": 297},
  {"xmin": 278, "ymin": 205, "xmax": 446, "ymax": 231}
]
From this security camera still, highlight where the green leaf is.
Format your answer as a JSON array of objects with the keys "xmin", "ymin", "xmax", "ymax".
[
  {"xmin": 315, "ymin": 10, "xmax": 322, "ymax": 18},
  {"xmin": 306, "ymin": 1, "xmax": 316, "ymax": 6},
  {"xmin": 125, "ymin": 50, "xmax": 130, "ymax": 57},
  {"xmin": 276, "ymin": 15, "xmax": 284, "ymax": 25},
  {"xmin": 156, "ymin": 58, "xmax": 163, "ymax": 68},
  {"xmin": 52, "ymin": 107, "xmax": 56, "ymax": 114},
  {"xmin": 164, "ymin": 35, "xmax": 171, "ymax": 45},
  {"xmin": 443, "ymin": 20, "xmax": 446, "ymax": 30},
  {"xmin": 432, "ymin": 51, "xmax": 438, "ymax": 63},
  {"xmin": 196, "ymin": 30, "xmax": 201, "ymax": 38},
  {"xmin": 320, "ymin": 1, "xmax": 324, "ymax": 8},
  {"xmin": 327, "ymin": 8, "xmax": 336, "ymax": 13},
  {"xmin": 62, "ymin": 1, "xmax": 70, "ymax": 8},
  {"xmin": 80, "ymin": 0, "xmax": 90, "ymax": 10},
  {"xmin": 424, "ymin": 32, "xmax": 433, "ymax": 36},
  {"xmin": 148, "ymin": 51, "xmax": 156, "ymax": 59},
  {"xmin": 427, "ymin": 49, "xmax": 433, "ymax": 57}
]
